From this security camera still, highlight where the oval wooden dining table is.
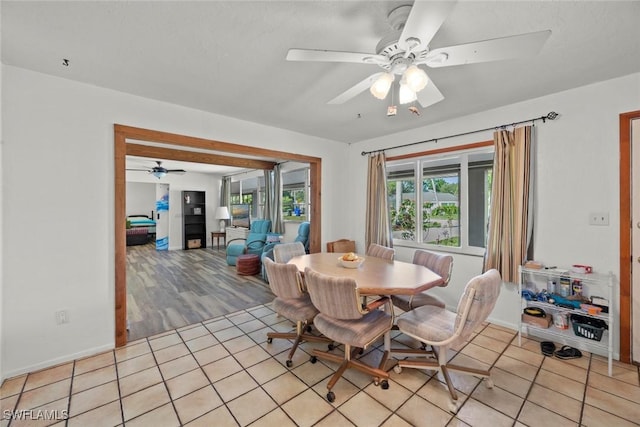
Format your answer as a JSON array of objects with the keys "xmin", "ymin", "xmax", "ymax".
[{"xmin": 287, "ymin": 252, "xmax": 444, "ymax": 296}]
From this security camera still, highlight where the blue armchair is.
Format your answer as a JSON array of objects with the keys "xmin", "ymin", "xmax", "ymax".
[
  {"xmin": 294, "ymin": 221, "xmax": 311, "ymax": 253},
  {"xmin": 226, "ymin": 220, "xmax": 272, "ymax": 266}
]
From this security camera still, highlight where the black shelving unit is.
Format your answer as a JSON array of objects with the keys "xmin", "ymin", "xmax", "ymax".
[{"xmin": 182, "ymin": 190, "xmax": 206, "ymax": 249}]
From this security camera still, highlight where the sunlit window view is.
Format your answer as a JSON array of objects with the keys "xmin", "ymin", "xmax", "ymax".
[{"xmin": 386, "ymin": 149, "xmax": 493, "ymax": 251}]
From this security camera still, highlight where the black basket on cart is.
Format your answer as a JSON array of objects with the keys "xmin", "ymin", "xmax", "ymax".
[{"xmin": 570, "ymin": 313, "xmax": 607, "ymax": 341}]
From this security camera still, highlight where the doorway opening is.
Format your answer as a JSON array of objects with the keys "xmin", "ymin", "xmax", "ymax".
[
  {"xmin": 115, "ymin": 124, "xmax": 322, "ymax": 347},
  {"xmin": 619, "ymin": 109, "xmax": 640, "ymax": 364}
]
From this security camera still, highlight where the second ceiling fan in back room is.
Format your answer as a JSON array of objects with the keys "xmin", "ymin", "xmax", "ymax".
[
  {"xmin": 286, "ymin": 1, "xmax": 551, "ymax": 115},
  {"xmin": 126, "ymin": 161, "xmax": 186, "ymax": 179}
]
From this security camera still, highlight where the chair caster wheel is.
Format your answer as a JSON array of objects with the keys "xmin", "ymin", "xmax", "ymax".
[
  {"xmin": 286, "ymin": 360, "xmax": 293, "ymax": 368},
  {"xmin": 380, "ymin": 380, "xmax": 389, "ymax": 390},
  {"xmin": 326, "ymin": 391, "xmax": 335, "ymax": 403},
  {"xmin": 420, "ymin": 343, "xmax": 427, "ymax": 350},
  {"xmin": 310, "ymin": 356, "xmax": 317, "ymax": 364},
  {"xmin": 393, "ymin": 365, "xmax": 402, "ymax": 374},
  {"xmin": 328, "ymin": 343, "xmax": 335, "ymax": 351},
  {"xmin": 267, "ymin": 337, "xmax": 273, "ymax": 344},
  {"xmin": 485, "ymin": 377, "xmax": 494, "ymax": 389}
]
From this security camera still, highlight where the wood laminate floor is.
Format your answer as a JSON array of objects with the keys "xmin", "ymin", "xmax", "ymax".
[{"xmin": 126, "ymin": 243, "xmax": 274, "ymax": 341}]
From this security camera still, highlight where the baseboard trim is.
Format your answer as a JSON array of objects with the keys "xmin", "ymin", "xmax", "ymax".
[{"xmin": 1, "ymin": 343, "xmax": 114, "ymax": 383}]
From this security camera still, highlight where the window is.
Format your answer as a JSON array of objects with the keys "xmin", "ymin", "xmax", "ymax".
[
  {"xmin": 230, "ymin": 176, "xmax": 264, "ymax": 219},
  {"xmin": 386, "ymin": 147, "xmax": 493, "ymax": 255},
  {"xmin": 282, "ymin": 168, "xmax": 310, "ymax": 222}
]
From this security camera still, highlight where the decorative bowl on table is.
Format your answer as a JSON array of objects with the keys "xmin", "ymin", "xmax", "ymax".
[{"xmin": 339, "ymin": 253, "xmax": 365, "ymax": 269}]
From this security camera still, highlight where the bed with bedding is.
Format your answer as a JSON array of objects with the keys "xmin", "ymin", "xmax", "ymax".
[{"xmin": 126, "ymin": 214, "xmax": 156, "ymax": 246}]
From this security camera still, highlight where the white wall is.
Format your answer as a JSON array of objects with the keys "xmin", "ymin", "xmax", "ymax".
[
  {"xmin": 1, "ymin": 65, "xmax": 348, "ymax": 379},
  {"xmin": 125, "ymin": 182, "xmax": 155, "ymax": 218},
  {"xmin": 0, "ymin": 45, "xmax": 4, "ymax": 381},
  {"xmin": 350, "ymin": 72, "xmax": 640, "ymax": 359}
]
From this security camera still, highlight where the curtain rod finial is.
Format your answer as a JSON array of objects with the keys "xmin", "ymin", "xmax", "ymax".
[{"xmin": 546, "ymin": 111, "xmax": 558, "ymax": 120}]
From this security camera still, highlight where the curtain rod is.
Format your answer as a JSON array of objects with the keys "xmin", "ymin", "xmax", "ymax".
[{"xmin": 361, "ymin": 111, "xmax": 559, "ymax": 156}]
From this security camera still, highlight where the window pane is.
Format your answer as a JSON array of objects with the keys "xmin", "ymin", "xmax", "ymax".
[
  {"xmin": 387, "ymin": 163, "xmax": 416, "ymax": 241},
  {"xmin": 422, "ymin": 161, "xmax": 460, "ymax": 247},
  {"xmin": 282, "ymin": 168, "xmax": 309, "ymax": 222},
  {"xmin": 468, "ymin": 154, "xmax": 493, "ymax": 248}
]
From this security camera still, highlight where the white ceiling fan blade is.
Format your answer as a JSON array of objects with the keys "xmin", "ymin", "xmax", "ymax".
[
  {"xmin": 286, "ymin": 48, "xmax": 388, "ymax": 65},
  {"xmin": 398, "ymin": 1, "xmax": 457, "ymax": 52},
  {"xmin": 328, "ymin": 72, "xmax": 385, "ymax": 105},
  {"xmin": 416, "ymin": 78, "xmax": 444, "ymax": 108},
  {"xmin": 423, "ymin": 30, "xmax": 552, "ymax": 68}
]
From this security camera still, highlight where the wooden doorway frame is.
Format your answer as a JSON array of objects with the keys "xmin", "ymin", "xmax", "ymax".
[
  {"xmin": 114, "ymin": 124, "xmax": 322, "ymax": 347},
  {"xmin": 619, "ymin": 110, "xmax": 640, "ymax": 364}
]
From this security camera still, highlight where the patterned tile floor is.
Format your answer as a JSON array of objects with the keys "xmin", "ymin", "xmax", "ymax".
[{"xmin": 1, "ymin": 303, "xmax": 639, "ymax": 427}]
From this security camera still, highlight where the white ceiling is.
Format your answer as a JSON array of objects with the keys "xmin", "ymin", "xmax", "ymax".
[{"xmin": 3, "ymin": 1, "xmax": 640, "ymax": 173}]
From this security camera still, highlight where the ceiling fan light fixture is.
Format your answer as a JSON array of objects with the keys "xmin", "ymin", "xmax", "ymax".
[
  {"xmin": 152, "ymin": 170, "xmax": 167, "ymax": 179},
  {"xmin": 370, "ymin": 72, "xmax": 394, "ymax": 99},
  {"xmin": 402, "ymin": 65, "xmax": 429, "ymax": 93},
  {"xmin": 399, "ymin": 83, "xmax": 417, "ymax": 104}
]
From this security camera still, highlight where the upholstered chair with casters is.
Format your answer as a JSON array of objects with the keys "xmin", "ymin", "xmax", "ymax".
[
  {"xmin": 273, "ymin": 241, "xmax": 306, "ymax": 264},
  {"xmin": 226, "ymin": 219, "xmax": 272, "ymax": 266},
  {"xmin": 366, "ymin": 243, "xmax": 395, "ymax": 260},
  {"xmin": 304, "ymin": 266, "xmax": 394, "ymax": 403},
  {"xmin": 391, "ymin": 249, "xmax": 453, "ymax": 312},
  {"xmin": 394, "ymin": 269, "xmax": 501, "ymax": 413},
  {"xmin": 263, "ymin": 257, "xmax": 332, "ymax": 367}
]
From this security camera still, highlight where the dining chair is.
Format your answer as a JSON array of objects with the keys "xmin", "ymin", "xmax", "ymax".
[
  {"xmin": 304, "ymin": 266, "xmax": 394, "ymax": 403},
  {"xmin": 273, "ymin": 241, "xmax": 306, "ymax": 264},
  {"xmin": 326, "ymin": 238, "xmax": 356, "ymax": 253},
  {"xmin": 391, "ymin": 249, "xmax": 453, "ymax": 312},
  {"xmin": 263, "ymin": 257, "xmax": 332, "ymax": 367},
  {"xmin": 393, "ymin": 269, "xmax": 501, "ymax": 413},
  {"xmin": 366, "ymin": 243, "xmax": 395, "ymax": 260}
]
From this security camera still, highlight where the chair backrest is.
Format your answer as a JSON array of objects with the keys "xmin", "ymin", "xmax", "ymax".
[
  {"xmin": 304, "ymin": 267, "xmax": 363, "ymax": 320},
  {"xmin": 273, "ymin": 242, "xmax": 306, "ymax": 264},
  {"xmin": 263, "ymin": 257, "xmax": 305, "ymax": 299},
  {"xmin": 247, "ymin": 220, "xmax": 272, "ymax": 244},
  {"xmin": 366, "ymin": 243, "xmax": 395, "ymax": 260},
  {"xmin": 412, "ymin": 250, "xmax": 453, "ymax": 286},
  {"xmin": 326, "ymin": 239, "xmax": 356, "ymax": 253},
  {"xmin": 294, "ymin": 222, "xmax": 311, "ymax": 253},
  {"xmin": 454, "ymin": 269, "xmax": 501, "ymax": 342}
]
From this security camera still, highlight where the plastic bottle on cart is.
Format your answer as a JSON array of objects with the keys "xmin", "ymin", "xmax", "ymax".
[{"xmin": 559, "ymin": 275, "xmax": 571, "ymax": 297}]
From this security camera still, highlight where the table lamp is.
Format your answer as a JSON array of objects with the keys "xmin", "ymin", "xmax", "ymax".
[{"xmin": 214, "ymin": 206, "xmax": 230, "ymax": 232}]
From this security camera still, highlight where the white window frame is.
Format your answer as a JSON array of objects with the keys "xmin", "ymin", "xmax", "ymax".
[{"xmin": 387, "ymin": 145, "xmax": 493, "ymax": 257}]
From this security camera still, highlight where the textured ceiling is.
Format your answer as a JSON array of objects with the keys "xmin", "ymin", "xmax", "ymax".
[{"xmin": 3, "ymin": 1, "xmax": 639, "ymax": 152}]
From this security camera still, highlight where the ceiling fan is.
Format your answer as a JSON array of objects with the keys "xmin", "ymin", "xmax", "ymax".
[
  {"xmin": 126, "ymin": 161, "xmax": 186, "ymax": 179},
  {"xmin": 286, "ymin": 1, "xmax": 551, "ymax": 110}
]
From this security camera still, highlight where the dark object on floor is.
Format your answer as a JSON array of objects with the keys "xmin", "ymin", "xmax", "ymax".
[
  {"xmin": 554, "ymin": 345, "xmax": 582, "ymax": 359},
  {"xmin": 126, "ymin": 227, "xmax": 150, "ymax": 246},
  {"xmin": 236, "ymin": 253, "xmax": 261, "ymax": 276},
  {"xmin": 541, "ymin": 341, "xmax": 555, "ymax": 356}
]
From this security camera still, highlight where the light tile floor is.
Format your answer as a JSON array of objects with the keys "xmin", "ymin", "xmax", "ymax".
[{"xmin": 1, "ymin": 303, "xmax": 639, "ymax": 427}]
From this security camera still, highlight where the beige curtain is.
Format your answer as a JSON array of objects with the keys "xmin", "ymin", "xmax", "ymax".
[
  {"xmin": 365, "ymin": 152, "xmax": 393, "ymax": 250},
  {"xmin": 484, "ymin": 126, "xmax": 534, "ymax": 282}
]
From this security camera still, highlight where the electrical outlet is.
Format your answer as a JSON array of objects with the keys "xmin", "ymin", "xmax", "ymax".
[
  {"xmin": 55, "ymin": 310, "xmax": 69, "ymax": 325},
  {"xmin": 589, "ymin": 212, "xmax": 609, "ymax": 226}
]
